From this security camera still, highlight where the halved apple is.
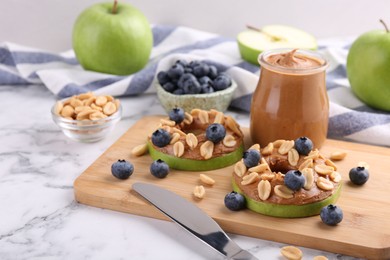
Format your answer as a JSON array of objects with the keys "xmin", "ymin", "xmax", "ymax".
[
  {"xmin": 232, "ymin": 179, "xmax": 342, "ymax": 218},
  {"xmin": 148, "ymin": 141, "xmax": 244, "ymax": 171},
  {"xmin": 237, "ymin": 25, "xmax": 318, "ymax": 65}
]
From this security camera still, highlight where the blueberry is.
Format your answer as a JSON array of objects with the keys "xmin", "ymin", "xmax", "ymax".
[
  {"xmin": 294, "ymin": 136, "xmax": 313, "ymax": 156},
  {"xmin": 320, "ymin": 204, "xmax": 343, "ymax": 226},
  {"xmin": 170, "ymin": 77, "xmax": 179, "ymax": 84},
  {"xmin": 189, "ymin": 60, "xmax": 202, "ymax": 69},
  {"xmin": 169, "ymin": 107, "xmax": 185, "ymax": 124},
  {"xmin": 167, "ymin": 64, "xmax": 184, "ymax": 80},
  {"xmin": 157, "ymin": 71, "xmax": 170, "ymax": 86},
  {"xmin": 213, "ymin": 74, "xmax": 232, "ymax": 91},
  {"xmin": 173, "ymin": 88, "xmax": 185, "ymax": 95},
  {"xmin": 243, "ymin": 149, "xmax": 261, "ymax": 168},
  {"xmin": 111, "ymin": 159, "xmax": 134, "ymax": 179},
  {"xmin": 349, "ymin": 166, "xmax": 369, "ymax": 185},
  {"xmin": 284, "ymin": 170, "xmax": 305, "ymax": 191},
  {"xmin": 175, "ymin": 59, "xmax": 188, "ymax": 68},
  {"xmin": 198, "ymin": 76, "xmax": 213, "ymax": 86},
  {"xmin": 183, "ymin": 77, "xmax": 201, "ymax": 94},
  {"xmin": 208, "ymin": 65, "xmax": 218, "ymax": 79},
  {"xmin": 201, "ymin": 84, "xmax": 215, "ymax": 94},
  {"xmin": 184, "ymin": 67, "xmax": 193, "ymax": 73},
  {"xmin": 224, "ymin": 191, "xmax": 246, "ymax": 211},
  {"xmin": 177, "ymin": 73, "xmax": 196, "ymax": 89},
  {"xmin": 151, "ymin": 128, "xmax": 171, "ymax": 147},
  {"xmin": 161, "ymin": 82, "xmax": 176, "ymax": 93},
  {"xmin": 206, "ymin": 123, "xmax": 226, "ymax": 143},
  {"xmin": 150, "ymin": 159, "xmax": 170, "ymax": 178},
  {"xmin": 193, "ymin": 64, "xmax": 210, "ymax": 78}
]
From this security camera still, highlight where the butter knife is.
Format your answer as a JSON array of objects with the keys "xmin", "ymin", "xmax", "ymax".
[{"xmin": 132, "ymin": 182, "xmax": 258, "ymax": 260}]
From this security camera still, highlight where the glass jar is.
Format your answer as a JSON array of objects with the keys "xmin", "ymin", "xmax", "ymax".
[{"xmin": 250, "ymin": 49, "xmax": 329, "ymax": 148}]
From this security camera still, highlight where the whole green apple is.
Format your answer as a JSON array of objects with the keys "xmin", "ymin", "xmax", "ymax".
[
  {"xmin": 72, "ymin": 1, "xmax": 153, "ymax": 75},
  {"xmin": 347, "ymin": 20, "xmax": 390, "ymax": 111}
]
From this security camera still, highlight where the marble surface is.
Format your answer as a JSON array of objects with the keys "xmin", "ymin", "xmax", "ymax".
[{"xmin": 0, "ymin": 84, "xmax": 361, "ymax": 260}]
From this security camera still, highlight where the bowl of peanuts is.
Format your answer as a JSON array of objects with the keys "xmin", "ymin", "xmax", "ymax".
[{"xmin": 51, "ymin": 92, "xmax": 122, "ymax": 142}]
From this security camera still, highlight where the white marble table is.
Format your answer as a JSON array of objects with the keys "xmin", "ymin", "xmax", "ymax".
[{"xmin": 0, "ymin": 84, "xmax": 360, "ymax": 260}]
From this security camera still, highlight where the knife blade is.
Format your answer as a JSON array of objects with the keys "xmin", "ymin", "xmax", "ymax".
[{"xmin": 132, "ymin": 182, "xmax": 258, "ymax": 260}]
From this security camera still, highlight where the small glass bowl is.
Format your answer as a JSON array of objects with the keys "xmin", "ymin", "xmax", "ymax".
[{"xmin": 51, "ymin": 103, "xmax": 122, "ymax": 143}]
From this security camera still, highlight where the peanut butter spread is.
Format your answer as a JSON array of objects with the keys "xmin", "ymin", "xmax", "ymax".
[
  {"xmin": 150, "ymin": 109, "xmax": 244, "ymax": 160},
  {"xmin": 233, "ymin": 140, "xmax": 341, "ymax": 206},
  {"xmin": 266, "ymin": 49, "xmax": 322, "ymax": 69}
]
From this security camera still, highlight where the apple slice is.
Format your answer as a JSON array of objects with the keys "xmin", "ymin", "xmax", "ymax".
[
  {"xmin": 232, "ymin": 179, "xmax": 342, "ymax": 218},
  {"xmin": 148, "ymin": 141, "xmax": 244, "ymax": 171},
  {"xmin": 237, "ymin": 25, "xmax": 318, "ymax": 65}
]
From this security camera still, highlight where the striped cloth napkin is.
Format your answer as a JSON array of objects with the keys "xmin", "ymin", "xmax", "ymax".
[{"xmin": 1, "ymin": 25, "xmax": 389, "ymax": 147}]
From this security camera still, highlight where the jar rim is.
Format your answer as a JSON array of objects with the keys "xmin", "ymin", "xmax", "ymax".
[{"xmin": 258, "ymin": 48, "xmax": 328, "ymax": 74}]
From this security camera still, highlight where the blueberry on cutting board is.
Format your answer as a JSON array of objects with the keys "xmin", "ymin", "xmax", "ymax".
[
  {"xmin": 224, "ymin": 191, "xmax": 246, "ymax": 211},
  {"xmin": 111, "ymin": 159, "xmax": 134, "ymax": 179},
  {"xmin": 320, "ymin": 204, "xmax": 343, "ymax": 226},
  {"xmin": 349, "ymin": 166, "xmax": 369, "ymax": 185},
  {"xmin": 150, "ymin": 159, "xmax": 170, "ymax": 178}
]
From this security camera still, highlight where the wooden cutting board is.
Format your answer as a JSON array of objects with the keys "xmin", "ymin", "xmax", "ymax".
[{"xmin": 74, "ymin": 116, "xmax": 390, "ymax": 259}]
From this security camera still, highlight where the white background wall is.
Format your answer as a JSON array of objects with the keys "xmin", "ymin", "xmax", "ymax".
[{"xmin": 1, "ymin": 0, "xmax": 390, "ymax": 52}]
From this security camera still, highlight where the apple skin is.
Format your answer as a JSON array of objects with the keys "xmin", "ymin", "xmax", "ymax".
[
  {"xmin": 347, "ymin": 30, "xmax": 390, "ymax": 111},
  {"xmin": 237, "ymin": 36, "xmax": 262, "ymax": 65},
  {"xmin": 148, "ymin": 141, "xmax": 244, "ymax": 171},
  {"xmin": 232, "ymin": 178, "xmax": 342, "ymax": 218},
  {"xmin": 72, "ymin": 2, "xmax": 153, "ymax": 75}
]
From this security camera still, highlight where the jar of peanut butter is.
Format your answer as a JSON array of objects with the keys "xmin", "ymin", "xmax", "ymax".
[{"xmin": 250, "ymin": 49, "xmax": 329, "ymax": 148}]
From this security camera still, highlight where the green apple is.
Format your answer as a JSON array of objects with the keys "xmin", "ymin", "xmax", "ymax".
[
  {"xmin": 237, "ymin": 25, "xmax": 318, "ymax": 65},
  {"xmin": 148, "ymin": 141, "xmax": 244, "ymax": 171},
  {"xmin": 347, "ymin": 20, "xmax": 390, "ymax": 111},
  {"xmin": 232, "ymin": 179, "xmax": 342, "ymax": 218},
  {"xmin": 72, "ymin": 1, "xmax": 153, "ymax": 75}
]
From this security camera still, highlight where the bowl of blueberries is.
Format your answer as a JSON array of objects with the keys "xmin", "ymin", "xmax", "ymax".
[{"xmin": 156, "ymin": 59, "xmax": 237, "ymax": 113}]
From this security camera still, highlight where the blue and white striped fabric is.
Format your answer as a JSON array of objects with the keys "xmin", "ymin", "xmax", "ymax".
[{"xmin": 1, "ymin": 25, "xmax": 389, "ymax": 147}]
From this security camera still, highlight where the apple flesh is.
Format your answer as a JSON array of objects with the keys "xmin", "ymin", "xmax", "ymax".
[
  {"xmin": 148, "ymin": 141, "xmax": 244, "ymax": 171},
  {"xmin": 232, "ymin": 179, "xmax": 342, "ymax": 218},
  {"xmin": 347, "ymin": 20, "xmax": 390, "ymax": 111},
  {"xmin": 72, "ymin": 1, "xmax": 153, "ymax": 75},
  {"xmin": 237, "ymin": 25, "xmax": 318, "ymax": 65}
]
